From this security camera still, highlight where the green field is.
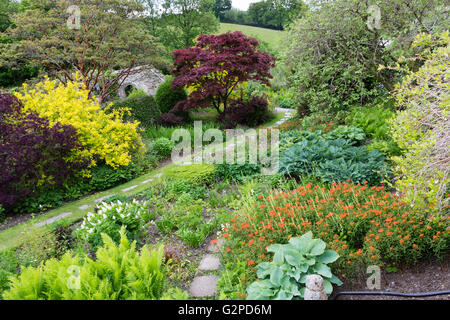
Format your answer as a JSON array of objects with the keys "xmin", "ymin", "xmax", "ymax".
[{"xmin": 218, "ymin": 23, "xmax": 285, "ymax": 46}]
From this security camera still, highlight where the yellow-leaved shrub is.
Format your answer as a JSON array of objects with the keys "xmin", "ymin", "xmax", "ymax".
[{"xmin": 14, "ymin": 75, "xmax": 145, "ymax": 171}]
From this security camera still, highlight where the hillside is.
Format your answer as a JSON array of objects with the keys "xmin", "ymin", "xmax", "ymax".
[{"xmin": 218, "ymin": 23, "xmax": 285, "ymax": 46}]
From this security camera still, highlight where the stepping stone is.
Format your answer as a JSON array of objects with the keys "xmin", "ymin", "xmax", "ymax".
[
  {"xmin": 36, "ymin": 212, "xmax": 72, "ymax": 227},
  {"xmin": 154, "ymin": 173, "xmax": 163, "ymax": 178},
  {"xmin": 198, "ymin": 254, "xmax": 220, "ymax": 271},
  {"xmin": 141, "ymin": 179, "xmax": 154, "ymax": 184},
  {"xmin": 78, "ymin": 204, "xmax": 90, "ymax": 210},
  {"xmin": 94, "ymin": 195, "xmax": 114, "ymax": 203},
  {"xmin": 122, "ymin": 185, "xmax": 138, "ymax": 192},
  {"xmin": 189, "ymin": 275, "xmax": 219, "ymax": 298}
]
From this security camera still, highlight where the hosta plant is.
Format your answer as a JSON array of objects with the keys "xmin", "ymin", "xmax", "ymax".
[{"xmin": 246, "ymin": 232, "xmax": 342, "ymax": 300}]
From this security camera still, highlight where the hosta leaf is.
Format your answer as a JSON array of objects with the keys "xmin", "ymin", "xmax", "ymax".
[
  {"xmin": 313, "ymin": 263, "xmax": 332, "ymax": 278},
  {"xmin": 270, "ymin": 267, "xmax": 283, "ymax": 286},
  {"xmin": 309, "ymin": 239, "xmax": 326, "ymax": 256},
  {"xmin": 323, "ymin": 279, "xmax": 333, "ymax": 295},
  {"xmin": 317, "ymin": 250, "xmax": 340, "ymax": 264}
]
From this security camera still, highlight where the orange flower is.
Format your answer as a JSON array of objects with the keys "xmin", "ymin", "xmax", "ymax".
[
  {"xmin": 210, "ymin": 239, "xmax": 217, "ymax": 245},
  {"xmin": 248, "ymin": 260, "xmax": 255, "ymax": 266}
]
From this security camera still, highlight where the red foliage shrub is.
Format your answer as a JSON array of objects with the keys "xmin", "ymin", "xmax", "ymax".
[{"xmin": 0, "ymin": 94, "xmax": 89, "ymax": 212}]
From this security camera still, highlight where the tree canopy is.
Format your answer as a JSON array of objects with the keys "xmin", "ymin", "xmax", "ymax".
[
  {"xmin": 171, "ymin": 31, "xmax": 276, "ymax": 117},
  {"xmin": 0, "ymin": 0, "xmax": 168, "ymax": 103}
]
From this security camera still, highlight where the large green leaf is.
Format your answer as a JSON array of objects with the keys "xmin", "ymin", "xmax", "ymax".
[
  {"xmin": 317, "ymin": 250, "xmax": 340, "ymax": 264},
  {"xmin": 313, "ymin": 263, "xmax": 332, "ymax": 278}
]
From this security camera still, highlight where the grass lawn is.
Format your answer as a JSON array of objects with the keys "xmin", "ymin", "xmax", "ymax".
[{"xmin": 218, "ymin": 23, "xmax": 285, "ymax": 46}]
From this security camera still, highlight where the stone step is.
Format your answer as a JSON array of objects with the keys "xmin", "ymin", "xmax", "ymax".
[
  {"xmin": 35, "ymin": 212, "xmax": 72, "ymax": 227},
  {"xmin": 198, "ymin": 254, "xmax": 220, "ymax": 271},
  {"xmin": 189, "ymin": 275, "xmax": 219, "ymax": 298}
]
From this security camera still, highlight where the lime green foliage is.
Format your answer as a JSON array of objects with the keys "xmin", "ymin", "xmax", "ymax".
[
  {"xmin": 246, "ymin": 232, "xmax": 342, "ymax": 300},
  {"xmin": 389, "ymin": 32, "xmax": 450, "ymax": 214},
  {"xmin": 155, "ymin": 76, "xmax": 188, "ymax": 114},
  {"xmin": 77, "ymin": 200, "xmax": 150, "ymax": 249},
  {"xmin": 345, "ymin": 104, "xmax": 400, "ymax": 156},
  {"xmin": 152, "ymin": 137, "xmax": 175, "ymax": 159},
  {"xmin": 164, "ymin": 164, "xmax": 216, "ymax": 186},
  {"xmin": 0, "ymin": 250, "xmax": 20, "ymax": 298},
  {"xmin": 112, "ymin": 94, "xmax": 161, "ymax": 128},
  {"xmin": 3, "ymin": 228, "xmax": 165, "ymax": 300},
  {"xmin": 15, "ymin": 76, "xmax": 145, "ymax": 170}
]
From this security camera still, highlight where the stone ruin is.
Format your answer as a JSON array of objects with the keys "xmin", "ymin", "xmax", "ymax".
[{"xmin": 116, "ymin": 66, "xmax": 165, "ymax": 99}]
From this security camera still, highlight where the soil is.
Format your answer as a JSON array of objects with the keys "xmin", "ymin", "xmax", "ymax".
[{"xmin": 334, "ymin": 259, "xmax": 450, "ymax": 300}]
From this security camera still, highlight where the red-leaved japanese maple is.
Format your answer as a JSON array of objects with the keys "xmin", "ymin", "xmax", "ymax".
[{"xmin": 171, "ymin": 31, "xmax": 276, "ymax": 118}]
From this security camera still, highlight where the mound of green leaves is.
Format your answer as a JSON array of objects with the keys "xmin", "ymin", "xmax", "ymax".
[
  {"xmin": 279, "ymin": 132, "xmax": 388, "ymax": 185},
  {"xmin": 246, "ymin": 232, "xmax": 342, "ymax": 300}
]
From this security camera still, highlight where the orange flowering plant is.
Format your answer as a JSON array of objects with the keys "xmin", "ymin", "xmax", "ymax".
[{"xmin": 217, "ymin": 181, "xmax": 449, "ymax": 299}]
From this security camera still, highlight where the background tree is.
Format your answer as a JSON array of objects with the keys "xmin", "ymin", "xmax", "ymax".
[
  {"xmin": 171, "ymin": 31, "xmax": 276, "ymax": 117},
  {"xmin": 155, "ymin": 0, "xmax": 220, "ymax": 51},
  {"xmin": 0, "ymin": 0, "xmax": 168, "ymax": 104},
  {"xmin": 0, "ymin": 0, "xmax": 20, "ymax": 33},
  {"xmin": 283, "ymin": 0, "xmax": 449, "ymax": 114},
  {"xmin": 211, "ymin": 0, "xmax": 232, "ymax": 20},
  {"xmin": 248, "ymin": 0, "xmax": 305, "ymax": 30}
]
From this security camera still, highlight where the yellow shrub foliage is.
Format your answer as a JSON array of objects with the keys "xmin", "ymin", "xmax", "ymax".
[{"xmin": 14, "ymin": 75, "xmax": 145, "ymax": 171}]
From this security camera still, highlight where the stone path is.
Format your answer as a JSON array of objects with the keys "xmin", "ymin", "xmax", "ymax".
[
  {"xmin": 189, "ymin": 239, "xmax": 224, "ymax": 298},
  {"xmin": 35, "ymin": 212, "xmax": 73, "ymax": 227}
]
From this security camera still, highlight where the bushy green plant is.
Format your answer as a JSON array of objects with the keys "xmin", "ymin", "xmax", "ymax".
[
  {"xmin": 215, "ymin": 162, "xmax": 261, "ymax": 183},
  {"xmin": 280, "ymin": 132, "xmax": 388, "ymax": 185},
  {"xmin": 246, "ymin": 232, "xmax": 342, "ymax": 300},
  {"xmin": 155, "ymin": 76, "xmax": 188, "ymax": 114},
  {"xmin": 326, "ymin": 126, "xmax": 366, "ymax": 145},
  {"xmin": 112, "ymin": 94, "xmax": 161, "ymax": 128},
  {"xmin": 152, "ymin": 137, "xmax": 175, "ymax": 159},
  {"xmin": 388, "ymin": 32, "xmax": 449, "ymax": 214},
  {"xmin": 345, "ymin": 105, "xmax": 394, "ymax": 141},
  {"xmin": 77, "ymin": 200, "xmax": 150, "ymax": 249},
  {"xmin": 0, "ymin": 250, "xmax": 20, "ymax": 299},
  {"xmin": 164, "ymin": 164, "xmax": 216, "ymax": 186},
  {"xmin": 3, "ymin": 228, "xmax": 166, "ymax": 300}
]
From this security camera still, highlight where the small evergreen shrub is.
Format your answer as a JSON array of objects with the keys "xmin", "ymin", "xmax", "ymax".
[
  {"xmin": 152, "ymin": 137, "xmax": 175, "ymax": 159},
  {"xmin": 164, "ymin": 164, "xmax": 216, "ymax": 186},
  {"xmin": 113, "ymin": 94, "xmax": 161, "ymax": 128},
  {"xmin": 155, "ymin": 76, "xmax": 188, "ymax": 114}
]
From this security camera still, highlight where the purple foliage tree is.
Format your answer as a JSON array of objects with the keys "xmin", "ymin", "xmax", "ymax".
[{"xmin": 171, "ymin": 31, "xmax": 276, "ymax": 119}]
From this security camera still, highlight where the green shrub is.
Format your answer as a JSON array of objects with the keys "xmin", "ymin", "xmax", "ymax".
[
  {"xmin": 155, "ymin": 76, "xmax": 188, "ymax": 114},
  {"xmin": 0, "ymin": 250, "xmax": 20, "ymax": 299},
  {"xmin": 246, "ymin": 232, "xmax": 342, "ymax": 300},
  {"xmin": 345, "ymin": 104, "xmax": 395, "ymax": 141},
  {"xmin": 164, "ymin": 164, "xmax": 216, "ymax": 186},
  {"xmin": 152, "ymin": 137, "xmax": 175, "ymax": 159},
  {"xmin": 3, "ymin": 228, "xmax": 166, "ymax": 300},
  {"xmin": 0, "ymin": 204, "xmax": 5, "ymax": 223},
  {"xmin": 389, "ymin": 32, "xmax": 449, "ymax": 214},
  {"xmin": 326, "ymin": 126, "xmax": 366, "ymax": 145},
  {"xmin": 77, "ymin": 200, "xmax": 150, "ymax": 249},
  {"xmin": 215, "ymin": 162, "xmax": 261, "ymax": 183},
  {"xmin": 279, "ymin": 132, "xmax": 388, "ymax": 185},
  {"xmin": 113, "ymin": 94, "xmax": 161, "ymax": 127}
]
